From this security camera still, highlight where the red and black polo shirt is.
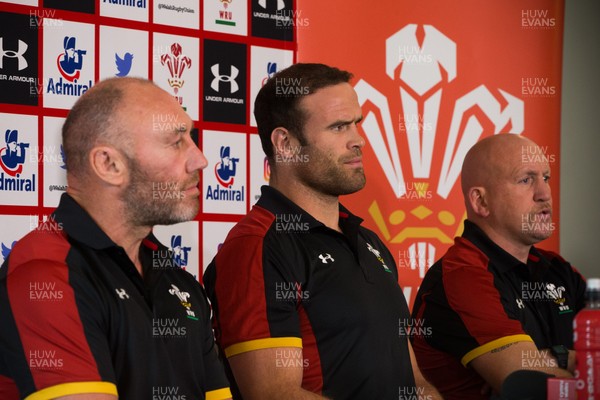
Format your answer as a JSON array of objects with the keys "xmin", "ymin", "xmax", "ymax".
[
  {"xmin": 204, "ymin": 186, "xmax": 416, "ymax": 399},
  {"xmin": 411, "ymin": 220, "xmax": 586, "ymax": 399},
  {"xmin": 0, "ymin": 193, "xmax": 231, "ymax": 400}
]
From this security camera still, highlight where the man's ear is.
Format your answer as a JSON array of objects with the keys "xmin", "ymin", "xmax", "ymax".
[
  {"xmin": 89, "ymin": 145, "xmax": 127, "ymax": 186},
  {"xmin": 468, "ymin": 186, "xmax": 490, "ymax": 217},
  {"xmin": 271, "ymin": 127, "xmax": 293, "ymax": 159}
]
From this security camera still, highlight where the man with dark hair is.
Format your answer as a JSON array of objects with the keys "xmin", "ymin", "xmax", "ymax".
[
  {"xmin": 411, "ymin": 134, "xmax": 586, "ymax": 399},
  {"xmin": 204, "ymin": 63, "xmax": 439, "ymax": 399},
  {"xmin": 0, "ymin": 77, "xmax": 232, "ymax": 400}
]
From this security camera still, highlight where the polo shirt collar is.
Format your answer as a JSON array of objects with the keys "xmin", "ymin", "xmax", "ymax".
[
  {"xmin": 462, "ymin": 220, "xmax": 528, "ymax": 274},
  {"xmin": 256, "ymin": 185, "xmax": 363, "ymax": 231},
  {"xmin": 53, "ymin": 193, "xmax": 118, "ymax": 250},
  {"xmin": 53, "ymin": 193, "xmax": 162, "ymax": 252}
]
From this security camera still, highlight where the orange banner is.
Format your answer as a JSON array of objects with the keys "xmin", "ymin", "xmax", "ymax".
[{"xmin": 297, "ymin": 0, "xmax": 564, "ymax": 307}]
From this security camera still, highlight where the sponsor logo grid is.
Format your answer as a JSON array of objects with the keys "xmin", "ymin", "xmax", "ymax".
[{"xmin": 0, "ymin": 1, "xmax": 296, "ymax": 284}]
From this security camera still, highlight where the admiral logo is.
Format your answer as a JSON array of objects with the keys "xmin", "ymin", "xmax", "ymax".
[
  {"xmin": 47, "ymin": 36, "xmax": 93, "ymax": 96},
  {"xmin": 102, "ymin": 0, "xmax": 147, "ymax": 10},
  {"xmin": 151, "ymin": 235, "xmax": 192, "ymax": 271},
  {"xmin": 206, "ymin": 146, "xmax": 245, "ymax": 201},
  {"xmin": 160, "ymin": 43, "xmax": 191, "ymax": 106},
  {"xmin": 262, "ymin": 61, "xmax": 278, "ymax": 86},
  {"xmin": 0, "ymin": 129, "xmax": 36, "ymax": 192},
  {"xmin": 170, "ymin": 234, "xmax": 191, "ymax": 268},
  {"xmin": 217, "ymin": 0, "xmax": 235, "ymax": 26},
  {"xmin": 115, "ymin": 52, "xmax": 134, "ymax": 77}
]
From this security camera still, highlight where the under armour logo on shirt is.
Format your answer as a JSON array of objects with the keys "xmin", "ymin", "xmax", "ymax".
[
  {"xmin": 115, "ymin": 288, "xmax": 130, "ymax": 299},
  {"xmin": 319, "ymin": 253, "xmax": 334, "ymax": 264},
  {"xmin": 516, "ymin": 298, "xmax": 525, "ymax": 309}
]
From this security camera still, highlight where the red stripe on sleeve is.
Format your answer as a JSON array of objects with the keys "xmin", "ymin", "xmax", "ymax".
[
  {"xmin": 214, "ymin": 206, "xmax": 275, "ymax": 350},
  {"xmin": 442, "ymin": 238, "xmax": 524, "ymax": 345},
  {"xmin": 6, "ymin": 231, "xmax": 103, "ymax": 391}
]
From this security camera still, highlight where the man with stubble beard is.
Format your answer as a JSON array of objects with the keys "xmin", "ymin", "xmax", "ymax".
[
  {"xmin": 411, "ymin": 134, "xmax": 586, "ymax": 399},
  {"xmin": 204, "ymin": 63, "xmax": 439, "ymax": 400}
]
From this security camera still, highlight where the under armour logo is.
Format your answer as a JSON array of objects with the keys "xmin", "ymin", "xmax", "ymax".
[
  {"xmin": 210, "ymin": 63, "xmax": 239, "ymax": 93},
  {"xmin": 0, "ymin": 38, "xmax": 28, "ymax": 71},
  {"xmin": 516, "ymin": 298, "xmax": 525, "ymax": 309},
  {"xmin": 319, "ymin": 253, "xmax": 334, "ymax": 264},
  {"xmin": 258, "ymin": 0, "xmax": 285, "ymax": 11},
  {"xmin": 115, "ymin": 288, "xmax": 129, "ymax": 299}
]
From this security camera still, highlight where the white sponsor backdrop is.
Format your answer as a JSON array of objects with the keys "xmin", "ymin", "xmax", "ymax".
[
  {"xmin": 99, "ymin": 26, "xmax": 149, "ymax": 81},
  {"xmin": 42, "ymin": 20, "xmax": 95, "ymax": 110},
  {"xmin": 0, "ymin": 0, "xmax": 296, "ymax": 281},
  {"xmin": 202, "ymin": 129, "xmax": 247, "ymax": 215}
]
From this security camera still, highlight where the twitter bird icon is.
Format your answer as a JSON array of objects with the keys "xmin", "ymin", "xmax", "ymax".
[{"xmin": 115, "ymin": 52, "xmax": 134, "ymax": 77}]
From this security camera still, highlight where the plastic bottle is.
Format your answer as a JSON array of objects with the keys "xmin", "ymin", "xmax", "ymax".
[{"xmin": 574, "ymin": 277, "xmax": 600, "ymax": 399}]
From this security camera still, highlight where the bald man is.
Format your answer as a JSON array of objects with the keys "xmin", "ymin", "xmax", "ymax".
[
  {"xmin": 410, "ymin": 134, "xmax": 586, "ymax": 399},
  {"xmin": 0, "ymin": 78, "xmax": 231, "ymax": 400}
]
